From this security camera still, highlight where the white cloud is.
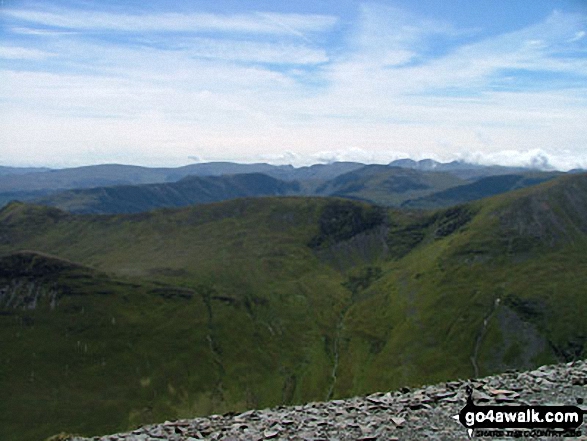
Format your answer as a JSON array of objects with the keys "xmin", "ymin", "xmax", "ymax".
[
  {"xmin": 459, "ymin": 149, "xmax": 587, "ymax": 171},
  {"xmin": 4, "ymin": 8, "xmax": 338, "ymax": 36}
]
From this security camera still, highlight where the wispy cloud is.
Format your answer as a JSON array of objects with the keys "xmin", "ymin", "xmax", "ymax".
[
  {"xmin": 4, "ymin": 8, "xmax": 338, "ymax": 35},
  {"xmin": 568, "ymin": 30, "xmax": 586, "ymax": 42},
  {"xmin": 326, "ymin": 5, "xmax": 587, "ymax": 99},
  {"xmin": 180, "ymin": 38, "xmax": 329, "ymax": 64}
]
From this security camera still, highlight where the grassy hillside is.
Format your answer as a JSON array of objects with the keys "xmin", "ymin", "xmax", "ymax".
[
  {"xmin": 0, "ymin": 198, "xmax": 389, "ymax": 440},
  {"xmin": 1, "ymin": 174, "xmax": 586, "ymax": 440},
  {"xmin": 0, "ymin": 249, "xmax": 349, "ymax": 441},
  {"xmin": 335, "ymin": 174, "xmax": 587, "ymax": 394}
]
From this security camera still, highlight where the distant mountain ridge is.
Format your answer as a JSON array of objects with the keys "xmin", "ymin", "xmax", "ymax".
[
  {"xmin": 314, "ymin": 165, "xmax": 465, "ymax": 206},
  {"xmin": 0, "ymin": 162, "xmax": 365, "ymax": 193},
  {"xmin": 0, "ymin": 160, "xmax": 568, "ymax": 213},
  {"xmin": 29, "ymin": 168, "xmax": 561, "ymax": 214},
  {"xmin": 388, "ymin": 158, "xmax": 533, "ymax": 179},
  {"xmin": 33, "ymin": 173, "xmax": 301, "ymax": 214},
  {"xmin": 0, "ymin": 159, "xmax": 554, "ymax": 193},
  {"xmin": 0, "ymin": 166, "xmax": 51, "ymax": 176}
]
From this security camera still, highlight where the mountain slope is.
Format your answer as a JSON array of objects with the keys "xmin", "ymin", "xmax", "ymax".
[
  {"xmin": 32, "ymin": 173, "xmax": 301, "ymax": 214},
  {"xmin": 333, "ymin": 173, "xmax": 587, "ymax": 397},
  {"xmin": 1, "ymin": 174, "xmax": 586, "ymax": 441},
  {"xmin": 0, "ymin": 198, "xmax": 391, "ymax": 441}
]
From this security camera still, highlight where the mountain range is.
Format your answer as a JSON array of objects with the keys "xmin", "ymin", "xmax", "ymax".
[
  {"xmin": 1, "ymin": 171, "xmax": 586, "ymax": 440},
  {"xmin": 0, "ymin": 160, "xmax": 567, "ymax": 213}
]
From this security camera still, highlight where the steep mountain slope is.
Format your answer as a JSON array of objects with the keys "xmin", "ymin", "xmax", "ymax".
[
  {"xmin": 32, "ymin": 173, "xmax": 301, "ymax": 214},
  {"xmin": 0, "ymin": 198, "xmax": 391, "ymax": 441},
  {"xmin": 1, "ymin": 174, "xmax": 586, "ymax": 441},
  {"xmin": 333, "ymin": 173, "xmax": 587, "ymax": 397},
  {"xmin": 401, "ymin": 172, "xmax": 560, "ymax": 209},
  {"xmin": 0, "ymin": 249, "xmax": 345, "ymax": 441}
]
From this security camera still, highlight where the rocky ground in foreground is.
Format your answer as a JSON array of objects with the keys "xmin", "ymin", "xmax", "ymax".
[{"xmin": 64, "ymin": 360, "xmax": 587, "ymax": 441}]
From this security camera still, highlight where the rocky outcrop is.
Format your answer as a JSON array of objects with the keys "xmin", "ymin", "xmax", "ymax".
[{"xmin": 69, "ymin": 359, "xmax": 587, "ymax": 441}]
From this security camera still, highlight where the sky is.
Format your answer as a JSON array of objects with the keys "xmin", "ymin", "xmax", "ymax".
[{"xmin": 0, "ymin": 0, "xmax": 586, "ymax": 170}]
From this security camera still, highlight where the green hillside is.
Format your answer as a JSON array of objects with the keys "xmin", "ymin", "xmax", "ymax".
[
  {"xmin": 1, "ymin": 174, "xmax": 586, "ymax": 441},
  {"xmin": 334, "ymin": 173, "xmax": 587, "ymax": 395}
]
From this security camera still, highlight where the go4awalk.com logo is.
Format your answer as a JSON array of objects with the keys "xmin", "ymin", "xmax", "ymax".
[{"xmin": 453, "ymin": 386, "xmax": 586, "ymax": 438}]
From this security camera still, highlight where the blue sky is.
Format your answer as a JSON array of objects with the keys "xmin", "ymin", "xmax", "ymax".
[{"xmin": 1, "ymin": 0, "xmax": 586, "ymax": 169}]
